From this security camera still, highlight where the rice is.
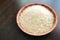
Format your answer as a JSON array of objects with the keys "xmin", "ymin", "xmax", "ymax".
[{"xmin": 19, "ymin": 5, "xmax": 54, "ymax": 34}]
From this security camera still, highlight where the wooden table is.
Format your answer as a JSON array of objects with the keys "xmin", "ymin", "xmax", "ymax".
[{"xmin": 0, "ymin": 0, "xmax": 60, "ymax": 40}]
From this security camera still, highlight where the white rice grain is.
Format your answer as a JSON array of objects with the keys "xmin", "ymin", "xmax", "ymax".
[{"xmin": 19, "ymin": 5, "xmax": 54, "ymax": 34}]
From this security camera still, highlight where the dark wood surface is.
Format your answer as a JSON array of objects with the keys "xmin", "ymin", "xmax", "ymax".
[{"xmin": 0, "ymin": 0, "xmax": 60, "ymax": 40}]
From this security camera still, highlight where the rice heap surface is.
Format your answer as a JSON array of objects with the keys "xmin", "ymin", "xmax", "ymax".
[{"xmin": 19, "ymin": 5, "xmax": 54, "ymax": 35}]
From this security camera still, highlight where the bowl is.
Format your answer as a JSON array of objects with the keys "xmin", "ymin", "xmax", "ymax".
[{"xmin": 16, "ymin": 3, "xmax": 57, "ymax": 36}]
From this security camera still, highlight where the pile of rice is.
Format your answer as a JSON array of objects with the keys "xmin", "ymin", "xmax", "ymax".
[{"xmin": 19, "ymin": 5, "xmax": 54, "ymax": 35}]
